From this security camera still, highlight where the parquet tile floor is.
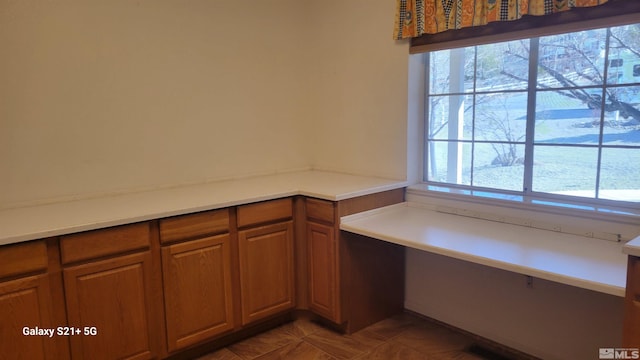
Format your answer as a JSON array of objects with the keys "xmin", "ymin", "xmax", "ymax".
[{"xmin": 196, "ymin": 313, "xmax": 533, "ymax": 360}]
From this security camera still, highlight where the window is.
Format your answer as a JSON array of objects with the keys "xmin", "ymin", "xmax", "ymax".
[
  {"xmin": 424, "ymin": 23, "xmax": 640, "ymax": 206},
  {"xmin": 609, "ymin": 58, "xmax": 624, "ymax": 68}
]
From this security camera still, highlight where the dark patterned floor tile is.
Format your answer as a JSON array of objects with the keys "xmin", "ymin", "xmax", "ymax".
[
  {"xmin": 303, "ymin": 327, "xmax": 370, "ymax": 359},
  {"xmin": 227, "ymin": 325, "xmax": 300, "ymax": 359},
  {"xmin": 254, "ymin": 340, "xmax": 338, "ymax": 360},
  {"xmin": 354, "ymin": 341, "xmax": 434, "ymax": 360},
  {"xmin": 196, "ymin": 348, "xmax": 244, "ymax": 360},
  {"xmin": 392, "ymin": 324, "xmax": 475, "ymax": 355}
]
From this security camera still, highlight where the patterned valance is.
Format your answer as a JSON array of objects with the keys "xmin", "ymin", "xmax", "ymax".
[{"xmin": 394, "ymin": 0, "xmax": 610, "ymax": 39}]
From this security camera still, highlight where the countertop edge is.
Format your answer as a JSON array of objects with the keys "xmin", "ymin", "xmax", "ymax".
[{"xmin": 0, "ymin": 171, "xmax": 407, "ymax": 246}]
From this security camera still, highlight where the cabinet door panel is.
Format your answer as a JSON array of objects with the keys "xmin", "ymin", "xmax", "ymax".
[
  {"xmin": 0, "ymin": 275, "xmax": 55, "ymax": 360},
  {"xmin": 64, "ymin": 252, "xmax": 155, "ymax": 360},
  {"xmin": 624, "ymin": 256, "xmax": 640, "ymax": 347},
  {"xmin": 238, "ymin": 222, "xmax": 294, "ymax": 325},
  {"xmin": 307, "ymin": 222, "xmax": 340, "ymax": 323},
  {"xmin": 162, "ymin": 235, "xmax": 234, "ymax": 351}
]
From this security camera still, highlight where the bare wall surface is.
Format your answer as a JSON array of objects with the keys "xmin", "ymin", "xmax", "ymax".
[
  {"xmin": 1, "ymin": 0, "xmax": 410, "ymax": 209},
  {"xmin": 306, "ymin": 0, "xmax": 410, "ymax": 180},
  {"xmin": 0, "ymin": 0, "xmax": 310, "ymax": 208},
  {"xmin": 405, "ymin": 249, "xmax": 624, "ymax": 360}
]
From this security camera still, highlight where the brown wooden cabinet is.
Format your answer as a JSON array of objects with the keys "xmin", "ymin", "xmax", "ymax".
[
  {"xmin": 304, "ymin": 189, "xmax": 405, "ymax": 333},
  {"xmin": 0, "ymin": 240, "xmax": 60, "ymax": 360},
  {"xmin": 237, "ymin": 199, "xmax": 295, "ymax": 326},
  {"xmin": 0, "ymin": 189, "xmax": 406, "ymax": 359},
  {"xmin": 305, "ymin": 199, "xmax": 341, "ymax": 323},
  {"xmin": 624, "ymin": 255, "xmax": 640, "ymax": 347},
  {"xmin": 159, "ymin": 210, "xmax": 234, "ymax": 352},
  {"xmin": 61, "ymin": 223, "xmax": 161, "ymax": 360}
]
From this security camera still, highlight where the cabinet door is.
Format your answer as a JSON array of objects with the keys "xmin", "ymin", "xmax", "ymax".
[
  {"xmin": 238, "ymin": 222, "xmax": 294, "ymax": 325},
  {"xmin": 0, "ymin": 274, "xmax": 55, "ymax": 360},
  {"xmin": 624, "ymin": 255, "xmax": 640, "ymax": 347},
  {"xmin": 162, "ymin": 234, "xmax": 234, "ymax": 352},
  {"xmin": 64, "ymin": 252, "xmax": 156, "ymax": 360},
  {"xmin": 307, "ymin": 222, "xmax": 340, "ymax": 323}
]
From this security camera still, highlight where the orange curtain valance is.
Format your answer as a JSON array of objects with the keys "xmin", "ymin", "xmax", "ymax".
[{"xmin": 394, "ymin": 0, "xmax": 610, "ymax": 39}]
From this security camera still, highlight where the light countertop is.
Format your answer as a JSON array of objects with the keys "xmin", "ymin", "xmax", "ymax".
[
  {"xmin": 341, "ymin": 202, "xmax": 628, "ymax": 297},
  {"xmin": 0, "ymin": 170, "xmax": 407, "ymax": 246},
  {"xmin": 624, "ymin": 236, "xmax": 640, "ymax": 257}
]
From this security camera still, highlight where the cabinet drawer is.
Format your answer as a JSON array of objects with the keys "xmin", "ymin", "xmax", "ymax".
[
  {"xmin": 306, "ymin": 198, "xmax": 335, "ymax": 224},
  {"xmin": 160, "ymin": 209, "xmax": 229, "ymax": 244},
  {"xmin": 237, "ymin": 198, "xmax": 292, "ymax": 228},
  {"xmin": 60, "ymin": 223, "xmax": 150, "ymax": 264},
  {"xmin": 0, "ymin": 240, "xmax": 48, "ymax": 279}
]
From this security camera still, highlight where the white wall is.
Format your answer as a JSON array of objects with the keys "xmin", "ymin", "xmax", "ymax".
[
  {"xmin": 406, "ymin": 250, "xmax": 624, "ymax": 360},
  {"xmin": 0, "ymin": 0, "xmax": 310, "ymax": 208},
  {"xmin": 306, "ymin": 0, "xmax": 410, "ymax": 180},
  {"xmin": 0, "ymin": 0, "xmax": 410, "ymax": 209}
]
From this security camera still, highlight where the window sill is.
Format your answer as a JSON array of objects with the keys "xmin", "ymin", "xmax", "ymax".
[{"xmin": 407, "ymin": 183, "xmax": 640, "ymax": 229}]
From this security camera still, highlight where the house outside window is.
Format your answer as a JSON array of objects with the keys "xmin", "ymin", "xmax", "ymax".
[{"xmin": 424, "ymin": 23, "xmax": 640, "ymax": 208}]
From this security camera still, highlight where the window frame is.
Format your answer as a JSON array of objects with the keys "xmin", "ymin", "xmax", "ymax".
[{"xmin": 418, "ymin": 23, "xmax": 640, "ymax": 214}]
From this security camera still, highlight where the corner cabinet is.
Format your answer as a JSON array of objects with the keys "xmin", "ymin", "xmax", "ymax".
[
  {"xmin": 60, "ymin": 223, "xmax": 162, "ymax": 360},
  {"xmin": 305, "ymin": 199, "xmax": 341, "ymax": 323},
  {"xmin": 305, "ymin": 189, "xmax": 406, "ymax": 333},
  {"xmin": 159, "ymin": 209, "xmax": 234, "ymax": 353},
  {"xmin": 624, "ymin": 255, "xmax": 640, "ymax": 347},
  {"xmin": 237, "ymin": 198, "xmax": 295, "ymax": 326}
]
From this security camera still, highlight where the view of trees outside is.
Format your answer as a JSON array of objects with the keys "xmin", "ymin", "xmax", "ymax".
[{"xmin": 426, "ymin": 23, "xmax": 640, "ymax": 202}]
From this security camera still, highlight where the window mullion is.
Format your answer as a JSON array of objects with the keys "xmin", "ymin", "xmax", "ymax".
[
  {"xmin": 470, "ymin": 46, "xmax": 478, "ymax": 186},
  {"xmin": 523, "ymin": 37, "xmax": 539, "ymax": 195},
  {"xmin": 423, "ymin": 53, "xmax": 431, "ymax": 182},
  {"xmin": 594, "ymin": 29, "xmax": 613, "ymax": 199}
]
